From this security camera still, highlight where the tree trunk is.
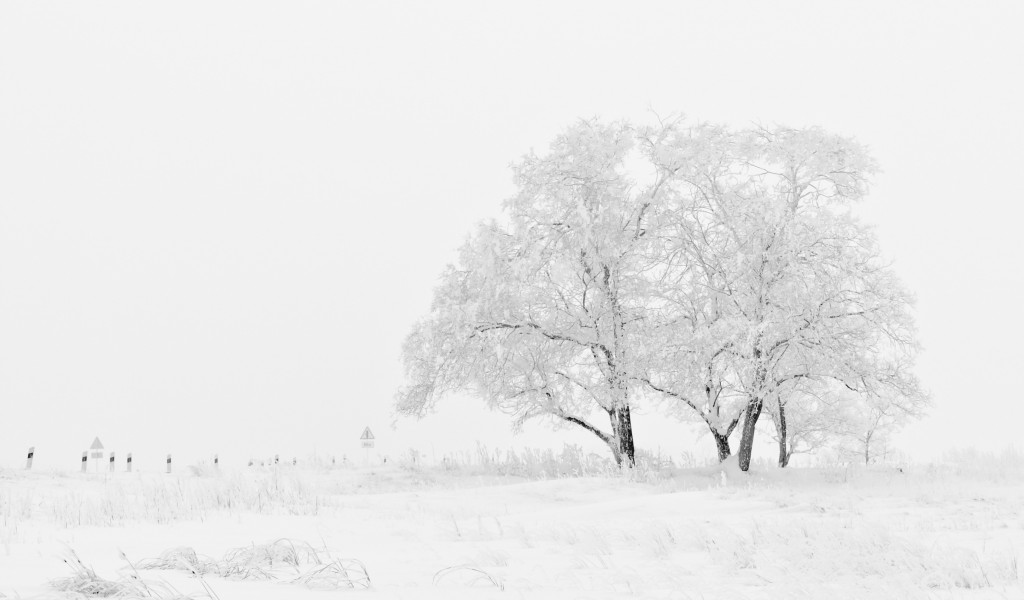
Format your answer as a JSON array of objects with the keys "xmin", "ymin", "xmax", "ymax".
[
  {"xmin": 737, "ymin": 398, "xmax": 763, "ymax": 472},
  {"xmin": 609, "ymin": 406, "xmax": 635, "ymax": 467},
  {"xmin": 776, "ymin": 401, "xmax": 789, "ymax": 468},
  {"xmin": 712, "ymin": 430, "xmax": 732, "ymax": 462}
]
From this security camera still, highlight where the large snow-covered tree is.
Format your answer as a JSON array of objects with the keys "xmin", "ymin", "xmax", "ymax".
[{"xmin": 396, "ymin": 120, "xmax": 678, "ymax": 466}]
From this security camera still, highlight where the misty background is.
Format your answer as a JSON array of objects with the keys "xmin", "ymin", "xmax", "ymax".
[{"xmin": 1, "ymin": 2, "xmax": 1022, "ymax": 469}]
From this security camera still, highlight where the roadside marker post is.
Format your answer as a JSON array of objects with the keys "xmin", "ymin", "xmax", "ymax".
[
  {"xmin": 214, "ymin": 454, "xmax": 219, "ymax": 468},
  {"xmin": 81, "ymin": 451, "xmax": 87, "ymax": 473},
  {"xmin": 109, "ymin": 452, "xmax": 115, "ymax": 473},
  {"xmin": 26, "ymin": 447, "xmax": 34, "ymax": 470},
  {"xmin": 127, "ymin": 453, "xmax": 132, "ymax": 473},
  {"xmin": 166, "ymin": 454, "xmax": 172, "ymax": 474}
]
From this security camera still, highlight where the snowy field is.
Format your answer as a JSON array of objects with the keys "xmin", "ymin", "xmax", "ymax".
[{"xmin": 2, "ymin": 455, "xmax": 1022, "ymax": 599}]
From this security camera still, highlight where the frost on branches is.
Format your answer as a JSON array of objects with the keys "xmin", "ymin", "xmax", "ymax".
[
  {"xmin": 396, "ymin": 121, "xmax": 665, "ymax": 467},
  {"xmin": 396, "ymin": 117, "xmax": 927, "ymax": 471}
]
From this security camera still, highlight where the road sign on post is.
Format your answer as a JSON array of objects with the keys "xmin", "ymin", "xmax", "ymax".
[
  {"xmin": 90, "ymin": 437, "xmax": 105, "ymax": 472},
  {"xmin": 360, "ymin": 426, "xmax": 375, "ymax": 467},
  {"xmin": 360, "ymin": 427, "xmax": 375, "ymax": 448}
]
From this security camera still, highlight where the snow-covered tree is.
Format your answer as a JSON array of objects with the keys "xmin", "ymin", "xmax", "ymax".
[
  {"xmin": 397, "ymin": 116, "xmax": 926, "ymax": 471},
  {"xmin": 765, "ymin": 381, "xmax": 855, "ymax": 467},
  {"xmin": 832, "ymin": 389, "xmax": 922, "ymax": 465},
  {"xmin": 396, "ymin": 120, "xmax": 677, "ymax": 467},
  {"xmin": 641, "ymin": 122, "xmax": 925, "ymax": 470}
]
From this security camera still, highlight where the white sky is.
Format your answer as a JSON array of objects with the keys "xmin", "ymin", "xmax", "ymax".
[{"xmin": 1, "ymin": 2, "xmax": 1022, "ymax": 469}]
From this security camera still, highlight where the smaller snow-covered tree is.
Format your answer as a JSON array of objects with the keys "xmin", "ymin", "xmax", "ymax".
[
  {"xmin": 835, "ymin": 390, "xmax": 920, "ymax": 465},
  {"xmin": 765, "ymin": 383, "xmax": 845, "ymax": 467},
  {"xmin": 638, "ymin": 121, "xmax": 926, "ymax": 470}
]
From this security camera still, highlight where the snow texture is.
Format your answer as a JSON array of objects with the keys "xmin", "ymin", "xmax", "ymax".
[{"xmin": 1, "ymin": 458, "xmax": 1022, "ymax": 599}]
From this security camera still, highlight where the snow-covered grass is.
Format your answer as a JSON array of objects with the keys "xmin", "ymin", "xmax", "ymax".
[
  {"xmin": 2, "ymin": 448, "xmax": 1022, "ymax": 599},
  {"xmin": 46, "ymin": 548, "xmax": 219, "ymax": 599}
]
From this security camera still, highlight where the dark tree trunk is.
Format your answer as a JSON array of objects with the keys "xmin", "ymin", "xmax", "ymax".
[
  {"xmin": 777, "ymin": 401, "xmax": 789, "ymax": 468},
  {"xmin": 712, "ymin": 430, "xmax": 732, "ymax": 462},
  {"xmin": 609, "ymin": 406, "xmax": 636, "ymax": 467},
  {"xmin": 738, "ymin": 344, "xmax": 768, "ymax": 472},
  {"xmin": 737, "ymin": 398, "xmax": 764, "ymax": 472}
]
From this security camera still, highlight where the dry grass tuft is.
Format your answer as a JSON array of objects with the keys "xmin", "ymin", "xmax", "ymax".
[
  {"xmin": 49, "ymin": 549, "xmax": 217, "ymax": 599},
  {"xmin": 288, "ymin": 559, "xmax": 371, "ymax": 589},
  {"xmin": 134, "ymin": 547, "xmax": 218, "ymax": 577},
  {"xmin": 219, "ymin": 538, "xmax": 321, "ymax": 579},
  {"xmin": 433, "ymin": 564, "xmax": 505, "ymax": 591},
  {"xmin": 134, "ymin": 538, "xmax": 370, "ymax": 591}
]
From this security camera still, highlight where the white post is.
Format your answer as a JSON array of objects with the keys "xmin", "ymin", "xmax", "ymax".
[
  {"xmin": 109, "ymin": 452, "xmax": 115, "ymax": 472},
  {"xmin": 166, "ymin": 454, "xmax": 172, "ymax": 474},
  {"xmin": 214, "ymin": 454, "xmax": 219, "ymax": 469},
  {"xmin": 127, "ymin": 453, "xmax": 132, "ymax": 472},
  {"xmin": 81, "ymin": 451, "xmax": 88, "ymax": 473},
  {"xmin": 25, "ymin": 447, "xmax": 34, "ymax": 470}
]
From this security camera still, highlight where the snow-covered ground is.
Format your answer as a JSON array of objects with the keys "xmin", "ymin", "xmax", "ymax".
[{"xmin": 2, "ymin": 458, "xmax": 1022, "ymax": 599}]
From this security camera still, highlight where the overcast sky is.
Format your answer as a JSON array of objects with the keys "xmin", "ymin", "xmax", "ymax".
[{"xmin": 1, "ymin": 2, "xmax": 1022, "ymax": 469}]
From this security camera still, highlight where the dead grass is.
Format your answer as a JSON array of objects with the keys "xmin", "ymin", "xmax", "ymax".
[
  {"xmin": 135, "ymin": 538, "xmax": 370, "ymax": 590},
  {"xmin": 433, "ymin": 565, "xmax": 505, "ymax": 591},
  {"xmin": 48, "ymin": 549, "xmax": 217, "ymax": 599}
]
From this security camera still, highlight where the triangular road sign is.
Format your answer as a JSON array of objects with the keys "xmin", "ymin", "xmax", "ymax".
[
  {"xmin": 90, "ymin": 437, "xmax": 104, "ymax": 450},
  {"xmin": 360, "ymin": 427, "xmax": 375, "ymax": 440}
]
